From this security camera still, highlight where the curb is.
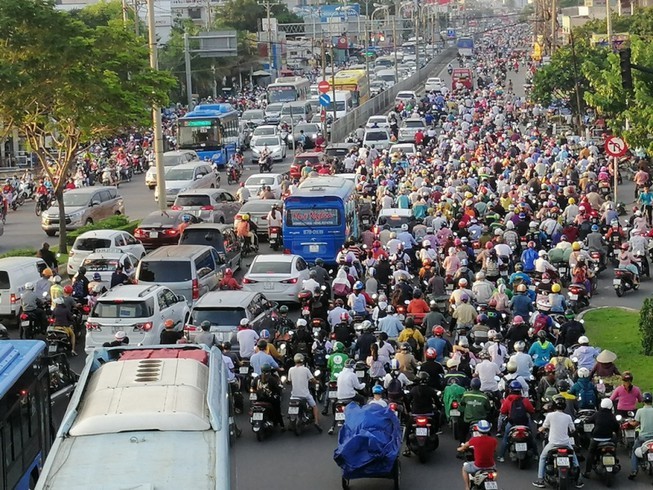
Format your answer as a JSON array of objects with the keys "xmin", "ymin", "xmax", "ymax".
[{"xmin": 577, "ymin": 305, "xmax": 640, "ymax": 320}]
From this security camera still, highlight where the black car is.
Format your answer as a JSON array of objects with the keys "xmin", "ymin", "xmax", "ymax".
[{"xmin": 178, "ymin": 223, "xmax": 242, "ymax": 272}]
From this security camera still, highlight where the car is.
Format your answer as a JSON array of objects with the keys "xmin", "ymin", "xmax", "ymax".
[
  {"xmin": 241, "ymin": 109, "xmax": 266, "ymax": 127},
  {"xmin": 80, "ymin": 249, "xmax": 140, "ymax": 291},
  {"xmin": 84, "ymin": 284, "xmax": 190, "ymax": 354},
  {"xmin": 252, "ymin": 125, "xmax": 279, "ymax": 138},
  {"xmin": 287, "ymin": 122, "xmax": 321, "ymax": 150},
  {"xmin": 0, "ymin": 257, "xmax": 48, "ymax": 327},
  {"xmin": 134, "ymin": 210, "xmax": 204, "ymax": 249},
  {"xmin": 362, "ymin": 128, "xmax": 392, "ymax": 151},
  {"xmin": 389, "ymin": 143, "xmax": 417, "ymax": 157},
  {"xmin": 184, "ymin": 291, "xmax": 277, "ymax": 344},
  {"xmin": 250, "ymin": 135, "xmax": 287, "ymax": 162},
  {"xmin": 171, "ymin": 188, "xmax": 241, "ymax": 224},
  {"xmin": 145, "ymin": 150, "xmax": 199, "ymax": 190},
  {"xmin": 375, "ymin": 208, "xmax": 413, "ymax": 233},
  {"xmin": 290, "ymin": 152, "xmax": 325, "ymax": 180},
  {"xmin": 395, "ymin": 90, "xmax": 417, "ymax": 105},
  {"xmin": 264, "ymin": 103, "xmax": 284, "ymax": 124},
  {"xmin": 365, "ymin": 115, "xmax": 390, "ymax": 129},
  {"xmin": 242, "ymin": 254, "xmax": 311, "ymax": 303},
  {"xmin": 67, "ymin": 230, "xmax": 146, "ymax": 276},
  {"xmin": 244, "ymin": 173, "xmax": 284, "ymax": 199},
  {"xmin": 370, "ymin": 80, "xmax": 388, "ymax": 97},
  {"xmin": 178, "ymin": 223, "xmax": 242, "ymax": 273},
  {"xmin": 154, "ymin": 161, "xmax": 218, "ymax": 206},
  {"xmin": 398, "ymin": 117, "xmax": 426, "ymax": 143},
  {"xmin": 41, "ymin": 186, "xmax": 125, "ymax": 236},
  {"xmin": 424, "ymin": 77, "xmax": 443, "ymax": 92},
  {"xmin": 325, "ymin": 142, "xmax": 358, "ymax": 160},
  {"xmin": 235, "ymin": 199, "xmax": 283, "ymax": 237}
]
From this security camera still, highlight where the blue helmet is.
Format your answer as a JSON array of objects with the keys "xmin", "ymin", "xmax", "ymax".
[
  {"xmin": 260, "ymin": 329, "xmax": 270, "ymax": 339},
  {"xmin": 509, "ymin": 380, "xmax": 522, "ymax": 393},
  {"xmin": 471, "ymin": 378, "xmax": 482, "ymax": 390},
  {"xmin": 591, "ymin": 224, "xmax": 599, "ymax": 232},
  {"xmin": 372, "ymin": 384, "xmax": 384, "ymax": 395},
  {"xmin": 476, "ymin": 420, "xmax": 491, "ymax": 434},
  {"xmin": 353, "ymin": 281, "xmax": 364, "ymax": 290}
]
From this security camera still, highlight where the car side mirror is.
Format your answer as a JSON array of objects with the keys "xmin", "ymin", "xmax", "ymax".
[
  {"xmin": 90, "ymin": 201, "xmax": 100, "ymax": 207},
  {"xmin": 178, "ymin": 295, "xmax": 187, "ymax": 303}
]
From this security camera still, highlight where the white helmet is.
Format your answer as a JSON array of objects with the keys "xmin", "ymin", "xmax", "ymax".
[
  {"xmin": 538, "ymin": 250, "xmax": 547, "ymax": 257},
  {"xmin": 577, "ymin": 367, "xmax": 590, "ymax": 378},
  {"xmin": 506, "ymin": 221, "xmax": 515, "ymax": 230},
  {"xmin": 601, "ymin": 398, "xmax": 614, "ymax": 410},
  {"xmin": 529, "ymin": 221, "xmax": 538, "ymax": 229},
  {"xmin": 296, "ymin": 318, "xmax": 307, "ymax": 328},
  {"xmin": 514, "ymin": 341, "xmax": 526, "ymax": 352},
  {"xmin": 476, "ymin": 271, "xmax": 485, "ymax": 280},
  {"xmin": 578, "ymin": 335, "xmax": 589, "ymax": 345},
  {"xmin": 422, "ymin": 239, "xmax": 431, "ymax": 247},
  {"xmin": 24, "ymin": 282, "xmax": 34, "ymax": 290}
]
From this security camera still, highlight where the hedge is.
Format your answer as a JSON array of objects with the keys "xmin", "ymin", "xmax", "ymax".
[
  {"xmin": 0, "ymin": 248, "xmax": 38, "ymax": 259},
  {"xmin": 65, "ymin": 215, "xmax": 141, "ymax": 246}
]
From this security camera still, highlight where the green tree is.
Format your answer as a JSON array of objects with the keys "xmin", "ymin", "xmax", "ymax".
[
  {"xmin": 216, "ymin": 0, "xmax": 301, "ymax": 32},
  {"xmin": 0, "ymin": 0, "xmax": 175, "ymax": 252}
]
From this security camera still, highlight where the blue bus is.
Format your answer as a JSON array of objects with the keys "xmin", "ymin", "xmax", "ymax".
[
  {"xmin": 177, "ymin": 104, "xmax": 239, "ymax": 168},
  {"xmin": 0, "ymin": 340, "xmax": 52, "ymax": 489},
  {"xmin": 457, "ymin": 36, "xmax": 474, "ymax": 57},
  {"xmin": 283, "ymin": 176, "xmax": 359, "ymax": 264}
]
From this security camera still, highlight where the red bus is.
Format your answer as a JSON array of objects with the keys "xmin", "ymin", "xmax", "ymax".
[{"xmin": 452, "ymin": 68, "xmax": 474, "ymax": 90}]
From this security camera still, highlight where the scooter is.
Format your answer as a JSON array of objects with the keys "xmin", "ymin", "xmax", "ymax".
[
  {"xmin": 227, "ymin": 165, "xmax": 241, "ymax": 185},
  {"xmin": 506, "ymin": 425, "xmax": 535, "ymax": 469},
  {"xmin": 567, "ymin": 283, "xmax": 590, "ymax": 313},
  {"xmin": 287, "ymin": 397, "xmax": 318, "ymax": 436},
  {"xmin": 259, "ymin": 154, "xmax": 272, "ymax": 173},
  {"xmin": 573, "ymin": 409, "xmax": 596, "ymax": 450},
  {"xmin": 542, "ymin": 445, "xmax": 578, "ymax": 490},
  {"xmin": 634, "ymin": 439, "xmax": 653, "ymax": 483},
  {"xmin": 613, "ymin": 268, "xmax": 639, "ymax": 297},
  {"xmin": 268, "ymin": 226, "xmax": 281, "ymax": 251},
  {"xmin": 588, "ymin": 440, "xmax": 620, "ymax": 487},
  {"xmin": 406, "ymin": 413, "xmax": 440, "ymax": 463}
]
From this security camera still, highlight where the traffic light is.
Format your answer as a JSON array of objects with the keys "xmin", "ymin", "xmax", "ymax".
[{"xmin": 620, "ymin": 48, "xmax": 633, "ymax": 91}]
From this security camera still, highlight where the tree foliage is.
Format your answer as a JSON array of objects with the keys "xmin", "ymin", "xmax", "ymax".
[
  {"xmin": 0, "ymin": 0, "xmax": 175, "ymax": 251},
  {"xmin": 216, "ymin": 0, "xmax": 302, "ymax": 32},
  {"xmin": 639, "ymin": 298, "xmax": 653, "ymax": 355}
]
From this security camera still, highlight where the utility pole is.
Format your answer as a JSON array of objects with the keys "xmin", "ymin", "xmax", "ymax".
[
  {"xmin": 133, "ymin": 0, "xmax": 140, "ymax": 36},
  {"xmin": 392, "ymin": 2, "xmax": 399, "ymax": 83},
  {"xmin": 258, "ymin": 0, "xmax": 279, "ymax": 79},
  {"xmin": 184, "ymin": 32, "xmax": 194, "ymax": 110},
  {"xmin": 550, "ymin": 0, "xmax": 557, "ymax": 52},
  {"xmin": 147, "ymin": 0, "xmax": 166, "ymax": 213},
  {"xmin": 330, "ymin": 43, "xmax": 337, "ymax": 126},
  {"xmin": 206, "ymin": 0, "xmax": 212, "ymax": 29},
  {"xmin": 321, "ymin": 41, "xmax": 327, "ymax": 137},
  {"xmin": 122, "ymin": 0, "xmax": 128, "ymax": 26},
  {"xmin": 607, "ymin": 0, "xmax": 613, "ymax": 50}
]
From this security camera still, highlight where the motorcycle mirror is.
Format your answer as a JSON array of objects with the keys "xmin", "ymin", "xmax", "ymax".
[{"xmin": 616, "ymin": 415, "xmax": 623, "ymax": 422}]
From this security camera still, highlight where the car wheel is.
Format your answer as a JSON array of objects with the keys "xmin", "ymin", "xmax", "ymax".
[
  {"xmin": 114, "ymin": 211, "xmax": 121, "ymax": 215},
  {"xmin": 148, "ymin": 185, "xmax": 155, "ymax": 190},
  {"xmin": 45, "ymin": 230, "xmax": 56, "ymax": 237},
  {"xmin": 85, "ymin": 218, "xmax": 93, "ymax": 225}
]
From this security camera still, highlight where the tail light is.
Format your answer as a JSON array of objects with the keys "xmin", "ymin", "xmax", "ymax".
[
  {"xmin": 200, "ymin": 205, "xmax": 214, "ymax": 211},
  {"xmin": 389, "ymin": 403, "xmax": 398, "ymax": 411},
  {"xmin": 192, "ymin": 278, "xmax": 199, "ymax": 300},
  {"xmin": 451, "ymin": 401, "xmax": 459, "ymax": 409},
  {"xmin": 615, "ymin": 270, "xmax": 623, "ymax": 277},
  {"xmin": 558, "ymin": 448, "xmax": 568, "ymax": 455},
  {"xmin": 134, "ymin": 228, "xmax": 145, "ymax": 238},
  {"xmin": 163, "ymin": 228, "xmax": 179, "ymax": 236},
  {"xmin": 86, "ymin": 322, "xmax": 100, "ymax": 331},
  {"xmin": 134, "ymin": 321, "xmax": 153, "ymax": 331},
  {"xmin": 184, "ymin": 324, "xmax": 198, "ymax": 332},
  {"xmin": 591, "ymin": 252, "xmax": 600, "ymax": 258},
  {"xmin": 416, "ymin": 416, "xmax": 429, "ymax": 426},
  {"xmin": 514, "ymin": 428, "xmax": 528, "ymax": 439},
  {"xmin": 281, "ymin": 278, "xmax": 298, "ymax": 284},
  {"xmin": 20, "ymin": 313, "xmax": 28, "ymax": 321},
  {"xmin": 10, "ymin": 293, "xmax": 16, "ymax": 304},
  {"xmin": 336, "ymin": 405, "xmax": 344, "ymax": 412},
  {"xmin": 283, "ymin": 249, "xmax": 291, "ymax": 254},
  {"xmin": 486, "ymin": 472, "xmax": 497, "ymax": 481},
  {"xmin": 646, "ymin": 442, "xmax": 653, "ymax": 451},
  {"xmin": 569, "ymin": 286, "xmax": 580, "ymax": 294},
  {"xmin": 242, "ymin": 277, "xmax": 256, "ymax": 284},
  {"xmin": 171, "ymin": 205, "xmax": 182, "ymax": 211},
  {"xmin": 82, "ymin": 305, "xmax": 91, "ymax": 314},
  {"xmin": 48, "ymin": 317, "xmax": 55, "ymax": 325}
]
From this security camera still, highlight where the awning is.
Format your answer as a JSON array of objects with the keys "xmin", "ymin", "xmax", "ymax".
[{"xmin": 252, "ymin": 70, "xmax": 271, "ymax": 77}]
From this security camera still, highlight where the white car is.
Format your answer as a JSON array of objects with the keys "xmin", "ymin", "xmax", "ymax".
[
  {"xmin": 395, "ymin": 90, "xmax": 417, "ymax": 105},
  {"xmin": 81, "ymin": 249, "xmax": 140, "ymax": 291},
  {"xmin": 241, "ymin": 109, "xmax": 266, "ymax": 127},
  {"xmin": 250, "ymin": 135, "xmax": 287, "ymax": 162},
  {"xmin": 84, "ymin": 284, "xmax": 189, "ymax": 353},
  {"xmin": 67, "ymin": 230, "xmax": 145, "ymax": 276},
  {"xmin": 424, "ymin": 77, "xmax": 443, "ymax": 93},
  {"xmin": 154, "ymin": 161, "xmax": 219, "ymax": 206},
  {"xmin": 362, "ymin": 128, "xmax": 392, "ymax": 151},
  {"xmin": 145, "ymin": 150, "xmax": 199, "ymax": 190},
  {"xmin": 366, "ymin": 115, "xmax": 390, "ymax": 129},
  {"xmin": 370, "ymin": 80, "xmax": 388, "ymax": 96},
  {"xmin": 389, "ymin": 143, "xmax": 417, "ymax": 157},
  {"xmin": 244, "ymin": 173, "xmax": 284, "ymax": 199},
  {"xmin": 252, "ymin": 125, "xmax": 279, "ymax": 138},
  {"xmin": 376, "ymin": 208, "xmax": 413, "ymax": 233},
  {"xmin": 242, "ymin": 254, "xmax": 311, "ymax": 303}
]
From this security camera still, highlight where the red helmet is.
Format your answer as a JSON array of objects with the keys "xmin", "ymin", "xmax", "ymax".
[
  {"xmin": 63, "ymin": 285, "xmax": 73, "ymax": 294},
  {"xmin": 454, "ymin": 238, "xmax": 462, "ymax": 246},
  {"xmin": 544, "ymin": 363, "xmax": 556, "ymax": 373},
  {"xmin": 513, "ymin": 315, "xmax": 524, "ymax": 324},
  {"xmin": 425, "ymin": 347, "xmax": 437, "ymax": 360},
  {"xmin": 621, "ymin": 243, "xmax": 630, "ymax": 250},
  {"xmin": 373, "ymin": 240, "xmax": 381, "ymax": 248},
  {"xmin": 527, "ymin": 241, "xmax": 536, "ymax": 248},
  {"xmin": 433, "ymin": 325, "xmax": 445, "ymax": 336},
  {"xmin": 485, "ymin": 241, "xmax": 494, "ymax": 250}
]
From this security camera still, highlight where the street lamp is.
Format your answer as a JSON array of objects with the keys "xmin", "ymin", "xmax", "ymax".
[{"xmin": 371, "ymin": 4, "xmax": 391, "ymax": 83}]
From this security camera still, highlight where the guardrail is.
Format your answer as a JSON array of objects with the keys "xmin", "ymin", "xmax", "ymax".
[{"xmin": 329, "ymin": 47, "xmax": 457, "ymax": 143}]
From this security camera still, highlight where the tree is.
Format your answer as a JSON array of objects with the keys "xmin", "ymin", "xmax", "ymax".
[
  {"xmin": 216, "ymin": 0, "xmax": 302, "ymax": 32},
  {"xmin": 0, "ymin": 0, "xmax": 175, "ymax": 252}
]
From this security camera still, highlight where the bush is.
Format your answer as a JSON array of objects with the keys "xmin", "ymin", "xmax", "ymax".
[
  {"xmin": 65, "ymin": 215, "xmax": 140, "ymax": 246},
  {"xmin": 640, "ymin": 298, "xmax": 653, "ymax": 355},
  {"xmin": 0, "ymin": 248, "xmax": 38, "ymax": 259}
]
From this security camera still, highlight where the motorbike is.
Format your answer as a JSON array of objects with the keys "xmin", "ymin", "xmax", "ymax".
[
  {"xmin": 506, "ymin": 425, "xmax": 535, "ymax": 469},
  {"xmin": 240, "ymin": 234, "xmax": 259, "ymax": 258},
  {"xmin": 287, "ymin": 397, "xmax": 317, "ymax": 436},
  {"xmin": 589, "ymin": 440, "xmax": 620, "ymax": 487},
  {"xmin": 634, "ymin": 439, "xmax": 653, "ymax": 483},
  {"xmin": 406, "ymin": 414, "xmax": 439, "ymax": 463},
  {"xmin": 259, "ymin": 154, "xmax": 272, "ymax": 173},
  {"xmin": 567, "ymin": 283, "xmax": 590, "ymax": 313},
  {"xmin": 543, "ymin": 445, "xmax": 578, "ymax": 490},
  {"xmin": 248, "ymin": 374, "xmax": 276, "ymax": 442},
  {"xmin": 613, "ymin": 268, "xmax": 638, "ymax": 297},
  {"xmin": 323, "ymin": 380, "xmax": 339, "ymax": 416},
  {"xmin": 469, "ymin": 468, "xmax": 499, "ymax": 490},
  {"xmin": 618, "ymin": 411, "xmax": 637, "ymax": 449},
  {"xmin": 35, "ymin": 192, "xmax": 52, "ymax": 217},
  {"xmin": 449, "ymin": 400, "xmax": 463, "ymax": 440},
  {"xmin": 20, "ymin": 310, "xmax": 45, "ymax": 338},
  {"xmin": 573, "ymin": 409, "xmax": 596, "ymax": 450},
  {"xmin": 45, "ymin": 326, "xmax": 73, "ymax": 356},
  {"xmin": 268, "ymin": 226, "xmax": 282, "ymax": 251},
  {"xmin": 227, "ymin": 165, "xmax": 241, "ymax": 185},
  {"xmin": 47, "ymin": 352, "xmax": 79, "ymax": 402},
  {"xmin": 589, "ymin": 250, "xmax": 605, "ymax": 276}
]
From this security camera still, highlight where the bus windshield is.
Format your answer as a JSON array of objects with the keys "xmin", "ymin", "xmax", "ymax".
[
  {"xmin": 178, "ymin": 121, "xmax": 221, "ymax": 150},
  {"xmin": 326, "ymin": 101, "xmax": 347, "ymax": 112},
  {"xmin": 268, "ymin": 86, "xmax": 298, "ymax": 104},
  {"xmin": 286, "ymin": 208, "xmax": 340, "ymax": 227}
]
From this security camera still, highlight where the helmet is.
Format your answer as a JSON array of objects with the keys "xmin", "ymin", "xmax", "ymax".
[
  {"xmin": 537, "ymin": 330, "xmax": 547, "ymax": 339},
  {"xmin": 417, "ymin": 371, "xmax": 430, "ymax": 384},
  {"xmin": 544, "ymin": 363, "xmax": 556, "ymax": 374},
  {"xmin": 53, "ymin": 275, "xmax": 62, "ymax": 284},
  {"xmin": 485, "ymin": 242, "xmax": 494, "ymax": 250},
  {"xmin": 538, "ymin": 250, "xmax": 547, "ymax": 257},
  {"xmin": 164, "ymin": 318, "xmax": 175, "ymax": 328},
  {"xmin": 527, "ymin": 241, "xmax": 536, "ymax": 249},
  {"xmin": 476, "ymin": 271, "xmax": 486, "ymax": 280},
  {"xmin": 433, "ymin": 325, "xmax": 445, "ymax": 336},
  {"xmin": 507, "ymin": 360, "xmax": 517, "ymax": 372},
  {"xmin": 200, "ymin": 320, "xmax": 211, "ymax": 330},
  {"xmin": 572, "ymin": 242, "xmax": 581, "ymax": 251},
  {"xmin": 600, "ymin": 398, "xmax": 613, "ymax": 410},
  {"xmin": 296, "ymin": 318, "xmax": 307, "ymax": 328},
  {"xmin": 514, "ymin": 340, "xmax": 526, "ymax": 352},
  {"xmin": 557, "ymin": 380, "xmax": 570, "ymax": 392},
  {"xmin": 621, "ymin": 243, "xmax": 629, "ymax": 250},
  {"xmin": 339, "ymin": 312, "xmax": 350, "ymax": 322},
  {"xmin": 241, "ymin": 213, "xmax": 250, "ymax": 221},
  {"xmin": 553, "ymin": 397, "xmax": 567, "ymax": 410},
  {"xmin": 506, "ymin": 221, "xmax": 515, "ymax": 230},
  {"xmin": 279, "ymin": 305, "xmax": 289, "ymax": 314},
  {"xmin": 591, "ymin": 224, "xmax": 599, "ymax": 232},
  {"xmin": 476, "ymin": 314, "xmax": 488, "ymax": 324},
  {"xmin": 459, "ymin": 278, "xmax": 468, "ymax": 286},
  {"xmin": 513, "ymin": 315, "xmax": 524, "ymax": 325},
  {"xmin": 24, "ymin": 282, "xmax": 34, "ymax": 290},
  {"xmin": 470, "ymin": 378, "xmax": 482, "ymax": 390},
  {"xmin": 422, "ymin": 239, "xmax": 431, "ymax": 247},
  {"xmin": 345, "ymin": 359, "xmax": 356, "ymax": 369},
  {"xmin": 476, "ymin": 420, "xmax": 491, "ymax": 434},
  {"xmin": 54, "ymin": 297, "xmax": 64, "ymax": 305},
  {"xmin": 181, "ymin": 214, "xmax": 191, "ymax": 223},
  {"xmin": 63, "ymin": 285, "xmax": 73, "ymax": 294},
  {"xmin": 361, "ymin": 320, "xmax": 373, "ymax": 331},
  {"xmin": 579, "ymin": 205, "xmax": 586, "ymax": 212},
  {"xmin": 516, "ymin": 284, "xmax": 527, "ymax": 293},
  {"xmin": 577, "ymin": 367, "xmax": 590, "ymax": 378},
  {"xmin": 568, "ymin": 198, "xmax": 576, "ymax": 205},
  {"xmin": 261, "ymin": 363, "xmax": 273, "ymax": 373},
  {"xmin": 509, "ymin": 380, "xmax": 522, "ymax": 393},
  {"xmin": 555, "ymin": 344, "xmax": 567, "ymax": 356},
  {"xmin": 644, "ymin": 392, "xmax": 653, "ymax": 404},
  {"xmin": 578, "ymin": 335, "xmax": 589, "ymax": 345},
  {"xmin": 372, "ymin": 384, "xmax": 384, "ymax": 395},
  {"xmin": 425, "ymin": 347, "xmax": 437, "ymax": 360},
  {"xmin": 42, "ymin": 268, "xmax": 53, "ymax": 278},
  {"xmin": 514, "ymin": 263, "xmax": 523, "ymax": 271},
  {"xmin": 294, "ymin": 353, "xmax": 305, "ymax": 363},
  {"xmin": 390, "ymin": 359, "xmax": 400, "ymax": 371},
  {"xmin": 551, "ymin": 283, "xmax": 561, "ymax": 293},
  {"xmin": 353, "ymin": 281, "xmax": 364, "ymax": 290},
  {"xmin": 260, "ymin": 329, "xmax": 270, "ymax": 339},
  {"xmin": 333, "ymin": 341, "xmax": 345, "ymax": 353},
  {"xmin": 461, "ymin": 293, "xmax": 469, "ymax": 303},
  {"xmin": 240, "ymin": 318, "xmax": 250, "ymax": 327},
  {"xmin": 565, "ymin": 309, "xmax": 575, "ymax": 319},
  {"xmin": 256, "ymin": 339, "xmax": 267, "ymax": 350}
]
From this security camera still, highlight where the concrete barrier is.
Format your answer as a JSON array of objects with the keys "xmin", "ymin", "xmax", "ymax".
[{"xmin": 329, "ymin": 48, "xmax": 457, "ymax": 143}]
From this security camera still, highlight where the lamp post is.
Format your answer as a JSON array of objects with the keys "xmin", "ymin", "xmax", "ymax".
[{"xmin": 372, "ymin": 5, "xmax": 391, "ymax": 80}]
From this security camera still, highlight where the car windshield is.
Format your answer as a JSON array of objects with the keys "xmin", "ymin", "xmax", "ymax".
[
  {"xmin": 242, "ymin": 111, "xmax": 264, "ymax": 120},
  {"xmin": 378, "ymin": 214, "xmax": 411, "ymax": 228},
  {"xmin": 179, "ymin": 229, "xmax": 224, "ymax": 250},
  {"xmin": 62, "ymin": 194, "xmax": 91, "ymax": 207},
  {"xmin": 83, "ymin": 258, "xmax": 122, "ymax": 272},
  {"xmin": 403, "ymin": 120, "xmax": 424, "ymax": 128},
  {"xmin": 254, "ymin": 137, "xmax": 280, "ymax": 147},
  {"xmin": 242, "ymin": 200, "xmax": 282, "ymax": 213},
  {"xmin": 138, "ymin": 261, "xmax": 192, "ymax": 282},
  {"xmin": 165, "ymin": 168, "xmax": 195, "ymax": 181},
  {"xmin": 140, "ymin": 213, "xmax": 178, "ymax": 226},
  {"xmin": 266, "ymin": 104, "xmax": 283, "ymax": 113},
  {"xmin": 397, "ymin": 92, "xmax": 413, "ymax": 99},
  {"xmin": 368, "ymin": 118, "xmax": 385, "ymax": 125},
  {"xmin": 93, "ymin": 299, "xmax": 154, "ymax": 319},
  {"xmin": 365, "ymin": 131, "xmax": 388, "ymax": 141},
  {"xmin": 254, "ymin": 127, "xmax": 276, "ymax": 135},
  {"xmin": 250, "ymin": 261, "xmax": 292, "ymax": 274},
  {"xmin": 163, "ymin": 155, "xmax": 184, "ymax": 166},
  {"xmin": 190, "ymin": 307, "xmax": 246, "ymax": 327},
  {"xmin": 174, "ymin": 195, "xmax": 211, "ymax": 207},
  {"xmin": 295, "ymin": 124, "xmax": 318, "ymax": 133},
  {"xmin": 246, "ymin": 176, "xmax": 274, "ymax": 186},
  {"xmin": 281, "ymin": 105, "xmax": 304, "ymax": 115},
  {"xmin": 74, "ymin": 238, "xmax": 111, "ymax": 251}
]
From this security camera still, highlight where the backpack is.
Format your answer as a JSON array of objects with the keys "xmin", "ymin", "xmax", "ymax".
[
  {"xmin": 312, "ymin": 341, "xmax": 327, "ymax": 367},
  {"xmin": 543, "ymin": 382, "xmax": 559, "ymax": 401},
  {"xmin": 333, "ymin": 282, "xmax": 350, "ymax": 297},
  {"xmin": 405, "ymin": 333, "xmax": 418, "ymax": 354},
  {"xmin": 387, "ymin": 375, "xmax": 403, "ymax": 399},
  {"xmin": 576, "ymin": 381, "xmax": 598, "ymax": 409},
  {"xmin": 508, "ymin": 396, "xmax": 530, "ymax": 426},
  {"xmin": 554, "ymin": 357, "xmax": 571, "ymax": 380},
  {"xmin": 533, "ymin": 315, "xmax": 548, "ymax": 334},
  {"xmin": 72, "ymin": 278, "xmax": 86, "ymax": 298}
]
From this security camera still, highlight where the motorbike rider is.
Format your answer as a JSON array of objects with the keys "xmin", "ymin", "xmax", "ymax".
[
  {"xmin": 421, "ymin": 347, "xmax": 446, "ymax": 390},
  {"xmin": 457, "ymin": 419, "xmax": 497, "ymax": 490},
  {"xmin": 572, "ymin": 335, "xmax": 601, "ymax": 371},
  {"xmin": 510, "ymin": 284, "xmax": 534, "ymax": 321},
  {"xmin": 51, "ymin": 296, "xmax": 76, "ymax": 355},
  {"xmin": 510, "ymin": 340, "xmax": 534, "ymax": 378},
  {"xmin": 403, "ymin": 371, "xmax": 443, "ymax": 456},
  {"xmin": 236, "ymin": 213, "xmax": 257, "ymax": 251},
  {"xmin": 252, "ymin": 362, "xmax": 285, "ymax": 431},
  {"xmin": 236, "ymin": 182, "xmax": 250, "ymax": 203},
  {"xmin": 219, "ymin": 268, "xmax": 241, "ymax": 290},
  {"xmin": 459, "ymin": 378, "xmax": 492, "ymax": 443},
  {"xmin": 570, "ymin": 367, "xmax": 599, "ymax": 410},
  {"xmin": 529, "ymin": 330, "xmax": 556, "ymax": 371},
  {"xmin": 582, "ymin": 398, "xmax": 620, "ymax": 478},
  {"xmin": 336, "ymin": 358, "xmax": 366, "ymax": 406},
  {"xmin": 38, "ymin": 242, "xmax": 58, "ymax": 273},
  {"xmin": 472, "ymin": 271, "xmax": 494, "ymax": 305},
  {"xmin": 532, "ymin": 396, "xmax": 583, "ymax": 488},
  {"xmin": 20, "ymin": 282, "xmax": 46, "ymax": 338},
  {"xmin": 628, "ymin": 392, "xmax": 653, "ymax": 480},
  {"xmin": 368, "ymin": 384, "xmax": 388, "ymax": 407},
  {"xmin": 558, "ymin": 310, "xmax": 586, "ymax": 348},
  {"xmin": 49, "ymin": 275, "xmax": 64, "ymax": 310},
  {"xmin": 287, "ymin": 353, "xmax": 323, "ymax": 433},
  {"xmin": 618, "ymin": 242, "xmax": 641, "ymax": 285},
  {"xmin": 497, "ymin": 380, "xmax": 537, "ymax": 462},
  {"xmin": 425, "ymin": 325, "xmax": 452, "ymax": 363}
]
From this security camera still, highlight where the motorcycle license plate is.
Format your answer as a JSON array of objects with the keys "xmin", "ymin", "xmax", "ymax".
[
  {"xmin": 450, "ymin": 409, "xmax": 461, "ymax": 417},
  {"xmin": 515, "ymin": 443, "xmax": 528, "ymax": 452},
  {"xmin": 335, "ymin": 412, "xmax": 346, "ymax": 421},
  {"xmin": 626, "ymin": 429, "xmax": 636, "ymax": 438},
  {"xmin": 149, "ymin": 231, "xmax": 158, "ymax": 238},
  {"xmin": 647, "ymin": 452, "xmax": 653, "ymax": 461},
  {"xmin": 556, "ymin": 457, "xmax": 570, "ymax": 467},
  {"xmin": 48, "ymin": 344, "xmax": 57, "ymax": 353},
  {"xmin": 602, "ymin": 456, "xmax": 616, "ymax": 465},
  {"xmin": 558, "ymin": 268, "xmax": 565, "ymax": 274},
  {"xmin": 569, "ymin": 293, "xmax": 578, "ymax": 300},
  {"xmin": 613, "ymin": 279, "xmax": 621, "ymax": 286},
  {"xmin": 239, "ymin": 367, "xmax": 250, "ymax": 374},
  {"xmin": 252, "ymin": 412, "xmax": 263, "ymax": 421},
  {"xmin": 269, "ymin": 232, "xmax": 278, "ymax": 238},
  {"xmin": 416, "ymin": 427, "xmax": 429, "ymax": 436},
  {"xmin": 309, "ymin": 245, "xmax": 320, "ymax": 253},
  {"xmin": 288, "ymin": 406, "xmax": 299, "ymax": 414},
  {"xmin": 356, "ymin": 371, "xmax": 365, "ymax": 378},
  {"xmin": 249, "ymin": 393, "xmax": 257, "ymax": 401},
  {"xmin": 484, "ymin": 483, "xmax": 498, "ymax": 490},
  {"xmin": 584, "ymin": 424, "xmax": 594, "ymax": 432},
  {"xmin": 329, "ymin": 390, "xmax": 337, "ymax": 399}
]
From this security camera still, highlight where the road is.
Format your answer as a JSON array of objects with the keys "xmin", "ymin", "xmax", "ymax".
[{"xmin": 10, "ymin": 62, "xmax": 651, "ymax": 489}]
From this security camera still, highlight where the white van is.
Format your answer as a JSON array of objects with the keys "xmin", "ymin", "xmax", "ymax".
[
  {"xmin": 327, "ymin": 90, "xmax": 353, "ymax": 119},
  {"xmin": 0, "ymin": 257, "xmax": 48, "ymax": 326},
  {"xmin": 376, "ymin": 69, "xmax": 397, "ymax": 87}
]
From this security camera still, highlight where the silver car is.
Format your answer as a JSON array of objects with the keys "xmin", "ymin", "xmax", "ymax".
[
  {"xmin": 155, "ymin": 162, "xmax": 218, "ymax": 206},
  {"xmin": 250, "ymin": 135, "xmax": 287, "ymax": 162}
]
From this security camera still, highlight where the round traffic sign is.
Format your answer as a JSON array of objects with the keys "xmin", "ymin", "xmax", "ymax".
[
  {"xmin": 605, "ymin": 135, "xmax": 628, "ymax": 157},
  {"xmin": 317, "ymin": 80, "xmax": 331, "ymax": 94}
]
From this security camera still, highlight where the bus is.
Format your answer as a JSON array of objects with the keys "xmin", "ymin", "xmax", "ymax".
[
  {"xmin": 457, "ymin": 36, "xmax": 474, "ymax": 57},
  {"xmin": 0, "ymin": 340, "xmax": 52, "ymax": 490},
  {"xmin": 325, "ymin": 90, "xmax": 353, "ymax": 119},
  {"xmin": 331, "ymin": 69, "xmax": 370, "ymax": 107},
  {"xmin": 36, "ymin": 344, "xmax": 231, "ymax": 490},
  {"xmin": 267, "ymin": 76, "xmax": 311, "ymax": 104},
  {"xmin": 177, "ymin": 103, "xmax": 239, "ymax": 168},
  {"xmin": 283, "ymin": 176, "xmax": 358, "ymax": 264},
  {"xmin": 452, "ymin": 68, "xmax": 474, "ymax": 90}
]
